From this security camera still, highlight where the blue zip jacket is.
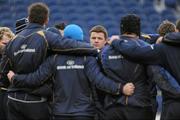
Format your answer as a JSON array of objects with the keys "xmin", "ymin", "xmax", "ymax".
[
  {"xmin": 111, "ymin": 33, "xmax": 180, "ymax": 83},
  {"xmin": 0, "ymin": 23, "xmax": 93, "ymax": 96},
  {"xmin": 100, "ymin": 36, "xmax": 152, "ymax": 108},
  {"xmin": 147, "ymin": 65, "xmax": 180, "ymax": 101},
  {"xmin": 0, "ymin": 55, "xmax": 9, "ymax": 88},
  {"xmin": 140, "ymin": 34, "xmax": 159, "ymax": 44},
  {"xmin": 111, "ymin": 33, "xmax": 180, "ymax": 100},
  {"xmin": 11, "ymin": 55, "xmax": 121, "ymax": 116}
]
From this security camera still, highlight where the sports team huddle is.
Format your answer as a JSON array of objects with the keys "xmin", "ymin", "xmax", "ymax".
[{"xmin": 0, "ymin": 2, "xmax": 180, "ymax": 120}]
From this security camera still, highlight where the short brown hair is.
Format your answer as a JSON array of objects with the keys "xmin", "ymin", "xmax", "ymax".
[
  {"xmin": 157, "ymin": 20, "xmax": 176, "ymax": 36},
  {"xmin": 89, "ymin": 25, "xmax": 108, "ymax": 39},
  {"xmin": 176, "ymin": 19, "xmax": 180, "ymax": 31},
  {"xmin": 28, "ymin": 2, "xmax": 49, "ymax": 25},
  {"xmin": 0, "ymin": 27, "xmax": 14, "ymax": 40}
]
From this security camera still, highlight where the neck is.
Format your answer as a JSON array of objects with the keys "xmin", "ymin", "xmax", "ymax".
[{"xmin": 122, "ymin": 33, "xmax": 139, "ymax": 39}]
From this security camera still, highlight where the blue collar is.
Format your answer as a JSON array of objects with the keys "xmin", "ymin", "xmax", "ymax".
[{"xmin": 25, "ymin": 23, "xmax": 45, "ymax": 30}]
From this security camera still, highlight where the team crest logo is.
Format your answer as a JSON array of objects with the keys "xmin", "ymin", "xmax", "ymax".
[
  {"xmin": 21, "ymin": 44, "xmax": 27, "ymax": 49},
  {"xmin": 66, "ymin": 60, "xmax": 74, "ymax": 65}
]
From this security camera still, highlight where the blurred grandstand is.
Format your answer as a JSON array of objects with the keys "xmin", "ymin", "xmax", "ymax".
[{"xmin": 0, "ymin": 0, "xmax": 179, "ymax": 38}]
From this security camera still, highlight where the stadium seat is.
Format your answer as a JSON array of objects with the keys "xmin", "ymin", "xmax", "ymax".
[
  {"xmin": 0, "ymin": 0, "xmax": 177, "ymax": 36},
  {"xmin": 165, "ymin": 0, "xmax": 176, "ymax": 8}
]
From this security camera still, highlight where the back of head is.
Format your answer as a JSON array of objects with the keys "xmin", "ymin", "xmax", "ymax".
[
  {"xmin": 89, "ymin": 25, "xmax": 108, "ymax": 39},
  {"xmin": 157, "ymin": 20, "xmax": 176, "ymax": 36},
  {"xmin": 55, "ymin": 22, "xmax": 66, "ymax": 30},
  {"xmin": 15, "ymin": 17, "xmax": 29, "ymax": 34},
  {"xmin": 64, "ymin": 24, "xmax": 83, "ymax": 41},
  {"xmin": 176, "ymin": 19, "xmax": 180, "ymax": 32},
  {"xmin": 28, "ymin": 2, "xmax": 49, "ymax": 25},
  {"xmin": 120, "ymin": 14, "xmax": 141, "ymax": 36}
]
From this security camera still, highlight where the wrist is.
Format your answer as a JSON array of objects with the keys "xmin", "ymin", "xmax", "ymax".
[
  {"xmin": 116, "ymin": 83, "xmax": 124, "ymax": 95},
  {"xmin": 11, "ymin": 74, "xmax": 16, "ymax": 85},
  {"xmin": 120, "ymin": 84, "xmax": 124, "ymax": 95}
]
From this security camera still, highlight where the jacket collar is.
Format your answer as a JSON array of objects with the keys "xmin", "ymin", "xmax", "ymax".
[
  {"xmin": 120, "ymin": 35, "xmax": 139, "ymax": 40},
  {"xmin": 163, "ymin": 32, "xmax": 180, "ymax": 46},
  {"xmin": 25, "ymin": 23, "xmax": 45, "ymax": 30}
]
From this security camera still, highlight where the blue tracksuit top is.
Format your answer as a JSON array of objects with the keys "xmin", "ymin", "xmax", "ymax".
[
  {"xmin": 111, "ymin": 33, "xmax": 180, "ymax": 101},
  {"xmin": 0, "ymin": 23, "xmax": 93, "ymax": 95},
  {"xmin": 11, "ymin": 55, "xmax": 120, "ymax": 116},
  {"xmin": 111, "ymin": 33, "xmax": 180, "ymax": 85},
  {"xmin": 100, "ymin": 36, "xmax": 152, "ymax": 108}
]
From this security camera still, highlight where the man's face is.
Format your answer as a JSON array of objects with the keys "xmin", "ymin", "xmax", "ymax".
[{"xmin": 90, "ymin": 32, "xmax": 107, "ymax": 49}]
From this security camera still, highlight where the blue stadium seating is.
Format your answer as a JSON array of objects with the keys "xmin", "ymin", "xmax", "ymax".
[
  {"xmin": 0, "ymin": 0, "xmax": 178, "ymax": 36},
  {"xmin": 165, "ymin": 0, "xmax": 177, "ymax": 8},
  {"xmin": 161, "ymin": 9, "xmax": 176, "ymax": 22}
]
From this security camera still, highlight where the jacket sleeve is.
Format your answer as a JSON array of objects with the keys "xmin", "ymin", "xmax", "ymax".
[
  {"xmin": 51, "ymin": 48, "xmax": 98, "ymax": 57},
  {"xmin": 12, "ymin": 55, "xmax": 55, "ymax": 88},
  {"xmin": 45, "ymin": 31, "xmax": 93, "ymax": 50},
  {"xmin": 0, "ymin": 43, "xmax": 12, "ymax": 88},
  {"xmin": 85, "ymin": 56, "xmax": 122, "ymax": 95},
  {"xmin": 111, "ymin": 39, "xmax": 161, "ymax": 64},
  {"xmin": 148, "ymin": 65, "xmax": 180, "ymax": 98}
]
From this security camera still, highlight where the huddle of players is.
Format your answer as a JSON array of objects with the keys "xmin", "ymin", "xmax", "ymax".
[{"xmin": 1, "ymin": 2, "xmax": 180, "ymax": 120}]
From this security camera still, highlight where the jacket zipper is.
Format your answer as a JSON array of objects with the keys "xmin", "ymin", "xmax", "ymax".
[{"xmin": 125, "ymin": 64, "xmax": 139, "ymax": 105}]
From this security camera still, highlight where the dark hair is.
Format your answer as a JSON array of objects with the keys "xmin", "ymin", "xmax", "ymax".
[
  {"xmin": 28, "ymin": 2, "xmax": 49, "ymax": 25},
  {"xmin": 55, "ymin": 22, "xmax": 66, "ymax": 30},
  {"xmin": 157, "ymin": 20, "xmax": 176, "ymax": 36},
  {"xmin": 120, "ymin": 14, "xmax": 141, "ymax": 36},
  {"xmin": 89, "ymin": 25, "xmax": 108, "ymax": 39},
  {"xmin": 176, "ymin": 19, "xmax": 180, "ymax": 31}
]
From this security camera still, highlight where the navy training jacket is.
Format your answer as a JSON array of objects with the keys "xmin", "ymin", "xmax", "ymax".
[
  {"xmin": 111, "ymin": 33, "xmax": 180, "ymax": 101},
  {"xmin": 0, "ymin": 23, "xmax": 92, "ymax": 97},
  {"xmin": 11, "ymin": 55, "xmax": 120, "ymax": 116},
  {"xmin": 100, "ymin": 36, "xmax": 152, "ymax": 108},
  {"xmin": 111, "ymin": 33, "xmax": 180, "ymax": 86}
]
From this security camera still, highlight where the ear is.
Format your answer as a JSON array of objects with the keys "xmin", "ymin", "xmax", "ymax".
[
  {"xmin": 44, "ymin": 17, "xmax": 49, "ymax": 25},
  {"xmin": 27, "ymin": 16, "xmax": 30, "ymax": 22},
  {"xmin": 175, "ymin": 29, "xmax": 179, "ymax": 32}
]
